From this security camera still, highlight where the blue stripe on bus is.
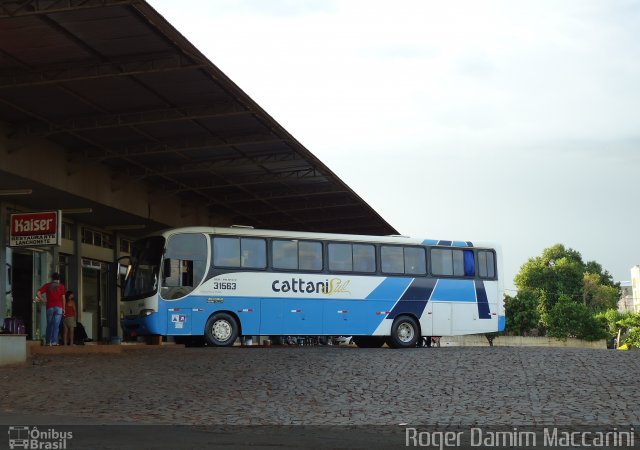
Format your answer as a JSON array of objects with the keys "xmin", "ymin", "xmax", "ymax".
[
  {"xmin": 498, "ymin": 315, "xmax": 506, "ymax": 331},
  {"xmin": 437, "ymin": 240, "xmax": 452, "ymax": 246},
  {"xmin": 474, "ymin": 280, "xmax": 492, "ymax": 319},
  {"xmin": 452, "ymin": 241, "xmax": 468, "ymax": 247},
  {"xmin": 430, "ymin": 279, "xmax": 476, "ymax": 302},
  {"xmin": 387, "ymin": 278, "xmax": 436, "ymax": 320},
  {"xmin": 365, "ymin": 277, "xmax": 413, "ymax": 301},
  {"xmin": 422, "ymin": 239, "xmax": 439, "ymax": 246},
  {"xmin": 400, "ymin": 277, "xmax": 437, "ymax": 300}
]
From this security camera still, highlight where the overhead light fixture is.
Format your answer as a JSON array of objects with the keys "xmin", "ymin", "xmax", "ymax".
[
  {"xmin": 0, "ymin": 189, "xmax": 32, "ymax": 196},
  {"xmin": 105, "ymin": 224, "xmax": 146, "ymax": 231},
  {"xmin": 60, "ymin": 208, "xmax": 93, "ymax": 214}
]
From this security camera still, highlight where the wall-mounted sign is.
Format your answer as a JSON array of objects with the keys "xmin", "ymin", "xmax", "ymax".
[{"xmin": 9, "ymin": 210, "xmax": 61, "ymax": 247}]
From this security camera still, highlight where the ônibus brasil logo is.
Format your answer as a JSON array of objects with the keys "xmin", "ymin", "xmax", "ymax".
[{"xmin": 8, "ymin": 426, "xmax": 73, "ymax": 449}]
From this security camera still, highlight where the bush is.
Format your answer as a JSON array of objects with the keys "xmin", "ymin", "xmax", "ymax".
[
  {"xmin": 544, "ymin": 295, "xmax": 608, "ymax": 341},
  {"xmin": 624, "ymin": 327, "xmax": 640, "ymax": 349}
]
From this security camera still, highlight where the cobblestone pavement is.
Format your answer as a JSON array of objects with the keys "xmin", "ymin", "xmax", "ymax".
[{"xmin": 1, "ymin": 346, "xmax": 638, "ymax": 426}]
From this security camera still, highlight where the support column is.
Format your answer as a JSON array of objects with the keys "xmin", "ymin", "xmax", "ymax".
[
  {"xmin": 74, "ymin": 223, "xmax": 83, "ymax": 321},
  {"xmin": 0, "ymin": 202, "xmax": 7, "ymax": 323}
]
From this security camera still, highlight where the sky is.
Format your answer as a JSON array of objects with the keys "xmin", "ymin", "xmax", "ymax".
[{"xmin": 150, "ymin": 0, "xmax": 640, "ymax": 291}]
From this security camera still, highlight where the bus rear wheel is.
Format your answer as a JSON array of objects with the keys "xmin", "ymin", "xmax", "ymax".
[
  {"xmin": 353, "ymin": 336, "xmax": 385, "ymax": 348},
  {"xmin": 388, "ymin": 316, "xmax": 420, "ymax": 348},
  {"xmin": 205, "ymin": 313, "xmax": 239, "ymax": 347}
]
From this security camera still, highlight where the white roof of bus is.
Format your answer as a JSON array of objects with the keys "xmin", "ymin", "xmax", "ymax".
[{"xmin": 151, "ymin": 226, "xmax": 497, "ymax": 248}]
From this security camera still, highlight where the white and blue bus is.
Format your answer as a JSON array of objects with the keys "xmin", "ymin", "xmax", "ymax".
[{"xmin": 120, "ymin": 226, "xmax": 504, "ymax": 348}]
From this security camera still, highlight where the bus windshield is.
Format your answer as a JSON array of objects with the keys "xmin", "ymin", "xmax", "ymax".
[{"xmin": 122, "ymin": 236, "xmax": 164, "ymax": 301}]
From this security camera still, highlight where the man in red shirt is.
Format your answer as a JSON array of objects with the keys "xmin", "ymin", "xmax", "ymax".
[{"xmin": 36, "ymin": 272, "xmax": 66, "ymax": 346}]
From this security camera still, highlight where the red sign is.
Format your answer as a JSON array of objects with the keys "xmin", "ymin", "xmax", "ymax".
[{"xmin": 9, "ymin": 211, "xmax": 61, "ymax": 247}]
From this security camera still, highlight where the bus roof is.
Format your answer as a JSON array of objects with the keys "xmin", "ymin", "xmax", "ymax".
[{"xmin": 146, "ymin": 226, "xmax": 498, "ymax": 249}]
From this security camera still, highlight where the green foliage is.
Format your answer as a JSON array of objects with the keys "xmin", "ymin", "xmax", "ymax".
[
  {"xmin": 616, "ymin": 313, "xmax": 640, "ymax": 348},
  {"xmin": 582, "ymin": 273, "xmax": 619, "ymax": 311},
  {"xmin": 624, "ymin": 327, "xmax": 640, "ymax": 349},
  {"xmin": 504, "ymin": 291, "xmax": 540, "ymax": 335},
  {"xmin": 514, "ymin": 243, "xmax": 621, "ymax": 340},
  {"xmin": 617, "ymin": 313, "xmax": 640, "ymax": 330},
  {"xmin": 594, "ymin": 309, "xmax": 632, "ymax": 336},
  {"xmin": 544, "ymin": 295, "xmax": 608, "ymax": 341},
  {"xmin": 514, "ymin": 244, "xmax": 586, "ymax": 317},
  {"xmin": 584, "ymin": 261, "xmax": 617, "ymax": 288}
]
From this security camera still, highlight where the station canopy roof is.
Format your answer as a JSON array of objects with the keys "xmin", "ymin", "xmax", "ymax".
[{"xmin": 0, "ymin": 0, "xmax": 397, "ymax": 236}]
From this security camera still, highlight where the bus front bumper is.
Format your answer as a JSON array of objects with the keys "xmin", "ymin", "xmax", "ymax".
[{"xmin": 121, "ymin": 312, "xmax": 162, "ymax": 336}]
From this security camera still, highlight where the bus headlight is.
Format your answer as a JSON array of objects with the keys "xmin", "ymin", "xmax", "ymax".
[{"xmin": 139, "ymin": 309, "xmax": 155, "ymax": 317}]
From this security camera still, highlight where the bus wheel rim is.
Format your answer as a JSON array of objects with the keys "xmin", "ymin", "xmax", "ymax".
[
  {"xmin": 213, "ymin": 320, "xmax": 232, "ymax": 341},
  {"xmin": 398, "ymin": 322, "xmax": 414, "ymax": 343}
]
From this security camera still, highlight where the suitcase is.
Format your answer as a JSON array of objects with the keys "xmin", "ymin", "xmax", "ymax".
[
  {"xmin": 3, "ymin": 317, "xmax": 25, "ymax": 334},
  {"xmin": 4, "ymin": 317, "xmax": 15, "ymax": 334}
]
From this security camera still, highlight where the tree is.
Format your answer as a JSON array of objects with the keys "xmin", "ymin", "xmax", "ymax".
[
  {"xmin": 617, "ymin": 313, "xmax": 640, "ymax": 348},
  {"xmin": 582, "ymin": 273, "xmax": 619, "ymax": 311},
  {"xmin": 504, "ymin": 291, "xmax": 540, "ymax": 335},
  {"xmin": 544, "ymin": 295, "xmax": 608, "ymax": 341},
  {"xmin": 514, "ymin": 244, "xmax": 585, "ymax": 319},
  {"xmin": 514, "ymin": 244, "xmax": 620, "ymax": 334},
  {"xmin": 595, "ymin": 309, "xmax": 635, "ymax": 348},
  {"xmin": 484, "ymin": 332, "xmax": 499, "ymax": 346}
]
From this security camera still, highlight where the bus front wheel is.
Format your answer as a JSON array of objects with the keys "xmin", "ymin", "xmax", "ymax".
[
  {"xmin": 388, "ymin": 316, "xmax": 420, "ymax": 348},
  {"xmin": 205, "ymin": 313, "xmax": 239, "ymax": 347}
]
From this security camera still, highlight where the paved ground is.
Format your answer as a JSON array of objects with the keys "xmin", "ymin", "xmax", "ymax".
[{"xmin": 1, "ymin": 346, "xmax": 638, "ymax": 427}]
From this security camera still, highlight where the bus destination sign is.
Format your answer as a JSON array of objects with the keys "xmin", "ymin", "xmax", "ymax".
[{"xmin": 9, "ymin": 210, "xmax": 62, "ymax": 247}]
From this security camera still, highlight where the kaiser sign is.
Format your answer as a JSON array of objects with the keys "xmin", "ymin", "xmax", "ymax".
[{"xmin": 10, "ymin": 211, "xmax": 61, "ymax": 247}]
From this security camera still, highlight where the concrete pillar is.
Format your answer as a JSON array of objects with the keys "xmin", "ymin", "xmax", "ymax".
[
  {"xmin": 74, "ymin": 222, "xmax": 83, "ymax": 321},
  {"xmin": 0, "ymin": 202, "xmax": 7, "ymax": 323}
]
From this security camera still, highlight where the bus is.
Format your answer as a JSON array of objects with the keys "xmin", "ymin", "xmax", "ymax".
[{"xmin": 119, "ymin": 226, "xmax": 504, "ymax": 348}]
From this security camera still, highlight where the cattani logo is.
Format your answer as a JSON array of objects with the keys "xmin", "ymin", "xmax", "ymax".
[
  {"xmin": 8, "ymin": 426, "xmax": 73, "ymax": 449},
  {"xmin": 272, "ymin": 277, "xmax": 351, "ymax": 296}
]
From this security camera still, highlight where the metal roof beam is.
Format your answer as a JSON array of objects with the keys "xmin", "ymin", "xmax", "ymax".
[
  {"xmin": 0, "ymin": 53, "xmax": 206, "ymax": 90},
  {"xmin": 69, "ymin": 136, "xmax": 290, "ymax": 163},
  {"xmin": 249, "ymin": 201, "xmax": 362, "ymax": 217},
  {"xmin": 16, "ymin": 103, "xmax": 252, "ymax": 137},
  {"xmin": 221, "ymin": 187, "xmax": 349, "ymax": 205},
  {"xmin": 158, "ymin": 169, "xmax": 321, "ymax": 194},
  {"xmin": 0, "ymin": 0, "xmax": 134, "ymax": 18},
  {"xmin": 269, "ymin": 212, "xmax": 373, "ymax": 228}
]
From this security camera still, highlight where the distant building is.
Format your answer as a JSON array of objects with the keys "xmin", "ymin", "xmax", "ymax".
[
  {"xmin": 629, "ymin": 266, "xmax": 640, "ymax": 313},
  {"xmin": 618, "ymin": 281, "xmax": 633, "ymax": 312}
]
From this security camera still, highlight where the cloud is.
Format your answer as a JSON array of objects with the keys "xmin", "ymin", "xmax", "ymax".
[{"xmin": 149, "ymin": 0, "xmax": 640, "ymax": 286}]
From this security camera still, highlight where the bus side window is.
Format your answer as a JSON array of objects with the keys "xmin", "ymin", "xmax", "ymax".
[
  {"xmin": 404, "ymin": 247, "xmax": 426, "ymax": 275},
  {"xmin": 240, "ymin": 238, "xmax": 266, "ymax": 269},
  {"xmin": 162, "ymin": 233, "xmax": 208, "ymax": 299},
  {"xmin": 299, "ymin": 241, "xmax": 322, "ymax": 271},
  {"xmin": 478, "ymin": 250, "xmax": 495, "ymax": 278},
  {"xmin": 213, "ymin": 237, "xmax": 241, "ymax": 267},
  {"xmin": 328, "ymin": 243, "xmax": 353, "ymax": 272},
  {"xmin": 163, "ymin": 258, "xmax": 181, "ymax": 287},
  {"xmin": 353, "ymin": 244, "xmax": 375, "ymax": 273},
  {"xmin": 463, "ymin": 250, "xmax": 475, "ymax": 277},
  {"xmin": 273, "ymin": 240, "xmax": 298, "ymax": 270},
  {"xmin": 181, "ymin": 260, "xmax": 194, "ymax": 286},
  {"xmin": 381, "ymin": 246, "xmax": 404, "ymax": 274}
]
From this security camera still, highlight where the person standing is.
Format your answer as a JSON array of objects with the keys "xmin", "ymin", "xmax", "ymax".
[
  {"xmin": 63, "ymin": 290, "xmax": 76, "ymax": 346},
  {"xmin": 36, "ymin": 272, "xmax": 66, "ymax": 346}
]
